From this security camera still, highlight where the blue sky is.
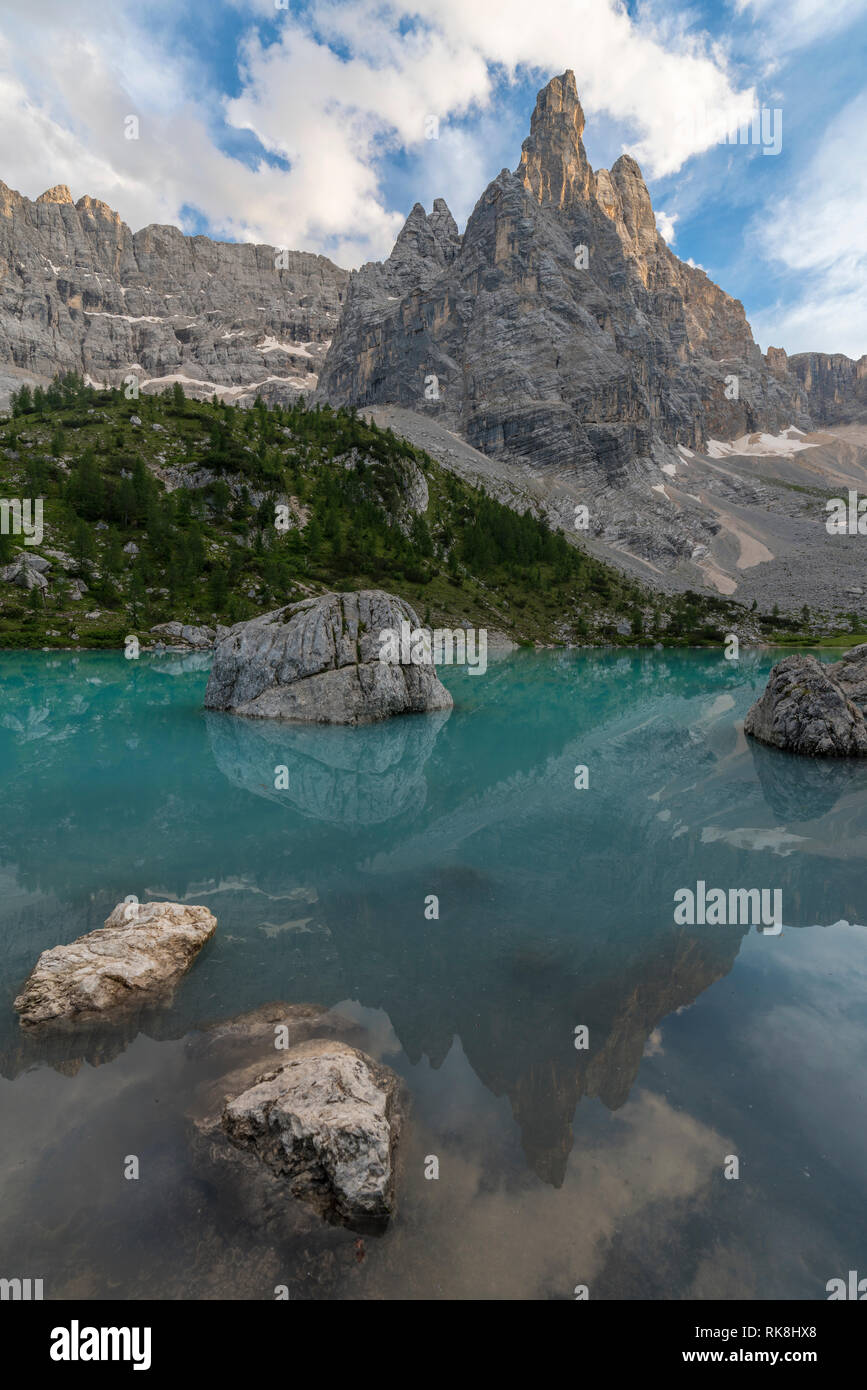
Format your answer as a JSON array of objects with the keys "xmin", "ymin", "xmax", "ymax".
[{"xmin": 0, "ymin": 0, "xmax": 864, "ymax": 356}]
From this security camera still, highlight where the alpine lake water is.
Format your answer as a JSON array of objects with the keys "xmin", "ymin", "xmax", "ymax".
[{"xmin": 1, "ymin": 646, "xmax": 866, "ymax": 1301}]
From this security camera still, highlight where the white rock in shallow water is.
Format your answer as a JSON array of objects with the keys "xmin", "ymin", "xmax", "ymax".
[
  {"xmin": 221, "ymin": 1039, "xmax": 402, "ymax": 1228},
  {"xmin": 13, "ymin": 901, "xmax": 217, "ymax": 1028},
  {"xmin": 204, "ymin": 589, "xmax": 453, "ymax": 724}
]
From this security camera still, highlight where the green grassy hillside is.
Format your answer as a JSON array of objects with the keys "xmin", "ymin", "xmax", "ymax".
[{"xmin": 0, "ymin": 373, "xmax": 791, "ymax": 649}]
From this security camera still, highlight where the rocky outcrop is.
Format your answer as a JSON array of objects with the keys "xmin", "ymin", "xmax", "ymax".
[
  {"xmin": 220, "ymin": 1039, "xmax": 402, "ymax": 1230},
  {"xmin": 744, "ymin": 647, "xmax": 867, "ymax": 755},
  {"xmin": 1, "ymin": 553, "xmax": 50, "ymax": 590},
  {"xmin": 317, "ymin": 70, "xmax": 811, "ymax": 482},
  {"xmin": 0, "ymin": 180, "xmax": 347, "ymax": 408},
  {"xmin": 204, "ymin": 589, "xmax": 453, "ymax": 724},
  {"xmin": 13, "ymin": 901, "xmax": 217, "ymax": 1027},
  {"xmin": 149, "ymin": 621, "xmax": 215, "ymax": 649}
]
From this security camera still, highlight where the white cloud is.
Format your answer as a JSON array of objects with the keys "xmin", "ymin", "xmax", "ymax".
[
  {"xmin": 735, "ymin": 0, "xmax": 865, "ymax": 56},
  {"xmin": 0, "ymin": 0, "xmax": 758, "ymax": 265},
  {"xmin": 748, "ymin": 90, "xmax": 867, "ymax": 358},
  {"xmin": 655, "ymin": 209, "xmax": 678, "ymax": 243}
]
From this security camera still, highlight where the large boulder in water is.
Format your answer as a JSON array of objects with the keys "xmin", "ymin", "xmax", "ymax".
[
  {"xmin": 204, "ymin": 589, "xmax": 452, "ymax": 724},
  {"xmin": 220, "ymin": 1039, "xmax": 403, "ymax": 1230},
  {"xmin": 13, "ymin": 901, "xmax": 217, "ymax": 1028},
  {"xmin": 744, "ymin": 647, "xmax": 867, "ymax": 756}
]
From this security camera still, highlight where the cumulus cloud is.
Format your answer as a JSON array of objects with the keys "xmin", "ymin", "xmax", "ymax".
[{"xmin": 0, "ymin": 0, "xmax": 757, "ymax": 265}]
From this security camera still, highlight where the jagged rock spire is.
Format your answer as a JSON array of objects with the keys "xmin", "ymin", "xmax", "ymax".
[
  {"xmin": 428, "ymin": 197, "xmax": 460, "ymax": 256},
  {"xmin": 595, "ymin": 154, "xmax": 658, "ymax": 273},
  {"xmin": 515, "ymin": 70, "xmax": 595, "ymax": 208},
  {"xmin": 388, "ymin": 198, "xmax": 461, "ymax": 274}
]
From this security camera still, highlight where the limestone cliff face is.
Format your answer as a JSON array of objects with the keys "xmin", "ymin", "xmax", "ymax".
[
  {"xmin": 785, "ymin": 349, "xmax": 867, "ymax": 424},
  {"xmin": 0, "ymin": 182, "xmax": 348, "ymax": 406},
  {"xmin": 317, "ymin": 71, "xmax": 814, "ymax": 482}
]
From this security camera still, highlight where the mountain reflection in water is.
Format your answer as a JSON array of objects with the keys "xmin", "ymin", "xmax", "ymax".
[{"xmin": 1, "ymin": 648, "xmax": 866, "ymax": 1299}]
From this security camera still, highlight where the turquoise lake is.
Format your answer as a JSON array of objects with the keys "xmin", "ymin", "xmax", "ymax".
[{"xmin": 1, "ymin": 647, "xmax": 866, "ymax": 1300}]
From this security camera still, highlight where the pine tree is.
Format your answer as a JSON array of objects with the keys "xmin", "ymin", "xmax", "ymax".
[{"xmin": 12, "ymin": 384, "xmax": 32, "ymax": 415}]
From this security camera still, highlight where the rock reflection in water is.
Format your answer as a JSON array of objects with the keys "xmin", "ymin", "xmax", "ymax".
[
  {"xmin": 205, "ymin": 706, "xmax": 450, "ymax": 825},
  {"xmin": 748, "ymin": 734, "xmax": 867, "ymax": 822}
]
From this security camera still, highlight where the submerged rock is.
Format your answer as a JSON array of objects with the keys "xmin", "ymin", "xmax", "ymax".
[
  {"xmin": 185, "ymin": 1002, "xmax": 363, "ymax": 1082},
  {"xmin": 744, "ymin": 647, "xmax": 867, "ymax": 756},
  {"xmin": 220, "ymin": 1039, "xmax": 402, "ymax": 1230},
  {"xmin": 186, "ymin": 1004, "xmax": 378, "ymax": 1243},
  {"xmin": 13, "ymin": 901, "xmax": 217, "ymax": 1028},
  {"xmin": 204, "ymin": 589, "xmax": 452, "ymax": 724}
]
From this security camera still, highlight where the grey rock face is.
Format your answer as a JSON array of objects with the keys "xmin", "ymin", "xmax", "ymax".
[
  {"xmin": 204, "ymin": 589, "xmax": 453, "ymax": 724},
  {"xmin": 317, "ymin": 71, "xmax": 812, "ymax": 479},
  {"xmin": 744, "ymin": 648, "xmax": 867, "ymax": 756},
  {"xmin": 13, "ymin": 901, "xmax": 217, "ymax": 1027},
  {"xmin": 785, "ymin": 349, "xmax": 867, "ymax": 425},
  {"xmin": 0, "ymin": 181, "xmax": 348, "ymax": 407},
  {"xmin": 221, "ymin": 1038, "xmax": 402, "ymax": 1228},
  {"xmin": 149, "ymin": 621, "xmax": 215, "ymax": 649}
]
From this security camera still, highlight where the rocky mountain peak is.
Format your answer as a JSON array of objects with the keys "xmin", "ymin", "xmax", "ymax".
[
  {"xmin": 515, "ymin": 69, "xmax": 595, "ymax": 208},
  {"xmin": 387, "ymin": 198, "xmax": 461, "ymax": 281},
  {"xmin": 75, "ymin": 193, "xmax": 123, "ymax": 222},
  {"xmin": 428, "ymin": 197, "xmax": 460, "ymax": 255},
  {"xmin": 36, "ymin": 184, "xmax": 74, "ymax": 205},
  {"xmin": 595, "ymin": 153, "xmax": 658, "ymax": 271}
]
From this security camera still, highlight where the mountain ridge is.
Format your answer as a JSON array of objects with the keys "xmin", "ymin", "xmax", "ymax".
[
  {"xmin": 316, "ymin": 71, "xmax": 854, "ymax": 452},
  {"xmin": 0, "ymin": 74, "xmax": 863, "ymax": 429},
  {"xmin": 312, "ymin": 70, "xmax": 867, "ymax": 596},
  {"xmin": 2, "ymin": 71, "xmax": 866, "ymax": 608},
  {"xmin": 0, "ymin": 176, "xmax": 348, "ymax": 409}
]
